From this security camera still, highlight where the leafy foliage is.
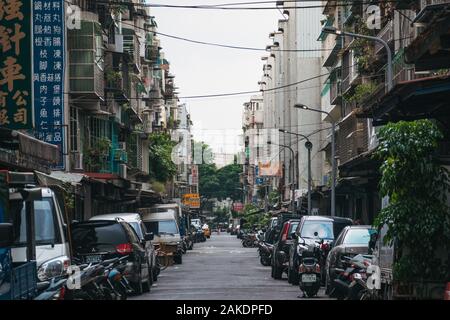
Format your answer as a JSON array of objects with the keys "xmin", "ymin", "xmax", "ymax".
[
  {"xmin": 374, "ymin": 120, "xmax": 450, "ymax": 282},
  {"xmin": 149, "ymin": 132, "xmax": 177, "ymax": 182},
  {"xmin": 198, "ymin": 152, "xmax": 243, "ymax": 201},
  {"xmin": 241, "ymin": 204, "xmax": 269, "ymax": 229},
  {"xmin": 343, "ymin": 82, "xmax": 378, "ymax": 105}
]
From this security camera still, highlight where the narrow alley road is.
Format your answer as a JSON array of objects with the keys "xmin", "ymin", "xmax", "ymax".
[{"xmin": 135, "ymin": 234, "xmax": 330, "ymax": 300}]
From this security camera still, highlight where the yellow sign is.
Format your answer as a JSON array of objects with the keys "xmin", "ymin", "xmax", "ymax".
[{"xmin": 183, "ymin": 193, "xmax": 200, "ymax": 208}]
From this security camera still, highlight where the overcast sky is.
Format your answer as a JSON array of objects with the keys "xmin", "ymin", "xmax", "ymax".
[{"xmin": 149, "ymin": 1, "xmax": 280, "ymax": 166}]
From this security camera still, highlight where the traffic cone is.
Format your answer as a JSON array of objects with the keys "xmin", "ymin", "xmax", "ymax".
[{"xmin": 445, "ymin": 282, "xmax": 450, "ymax": 300}]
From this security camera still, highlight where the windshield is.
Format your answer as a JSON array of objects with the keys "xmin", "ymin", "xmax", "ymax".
[
  {"xmin": 10, "ymin": 198, "xmax": 60, "ymax": 246},
  {"xmin": 145, "ymin": 220, "xmax": 178, "ymax": 235},
  {"xmin": 300, "ymin": 220, "xmax": 334, "ymax": 240},
  {"xmin": 343, "ymin": 228, "xmax": 376, "ymax": 245}
]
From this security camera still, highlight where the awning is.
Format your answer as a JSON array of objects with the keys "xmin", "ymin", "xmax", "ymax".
[
  {"xmin": 0, "ymin": 128, "xmax": 59, "ymax": 164},
  {"xmin": 35, "ymin": 171, "xmax": 88, "ymax": 194}
]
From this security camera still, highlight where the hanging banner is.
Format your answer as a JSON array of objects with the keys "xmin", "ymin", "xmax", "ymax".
[
  {"xmin": 33, "ymin": 0, "xmax": 65, "ymax": 169},
  {"xmin": 0, "ymin": 0, "xmax": 33, "ymax": 129}
]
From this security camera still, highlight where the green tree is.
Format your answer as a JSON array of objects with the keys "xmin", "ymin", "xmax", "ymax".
[
  {"xmin": 149, "ymin": 132, "xmax": 177, "ymax": 182},
  {"xmin": 374, "ymin": 120, "xmax": 450, "ymax": 283}
]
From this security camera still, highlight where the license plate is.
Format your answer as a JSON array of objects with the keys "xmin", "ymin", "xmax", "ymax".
[
  {"xmin": 85, "ymin": 255, "xmax": 102, "ymax": 263},
  {"xmin": 302, "ymin": 274, "xmax": 317, "ymax": 283}
]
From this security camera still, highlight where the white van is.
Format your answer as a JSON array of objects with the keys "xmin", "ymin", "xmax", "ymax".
[{"xmin": 9, "ymin": 186, "xmax": 70, "ymax": 282}]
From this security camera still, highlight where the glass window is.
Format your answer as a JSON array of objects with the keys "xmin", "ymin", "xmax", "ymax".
[
  {"xmin": 300, "ymin": 220, "xmax": 334, "ymax": 240},
  {"xmin": 159, "ymin": 220, "xmax": 178, "ymax": 234},
  {"xmin": 343, "ymin": 228, "xmax": 375, "ymax": 245},
  {"xmin": 129, "ymin": 222, "xmax": 143, "ymax": 239},
  {"xmin": 123, "ymin": 223, "xmax": 140, "ymax": 244},
  {"xmin": 288, "ymin": 222, "xmax": 299, "ymax": 235},
  {"xmin": 10, "ymin": 198, "xmax": 60, "ymax": 246},
  {"xmin": 71, "ymin": 222, "xmax": 128, "ymax": 253},
  {"xmin": 144, "ymin": 220, "xmax": 178, "ymax": 235}
]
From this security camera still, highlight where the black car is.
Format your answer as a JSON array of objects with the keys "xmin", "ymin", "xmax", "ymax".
[
  {"xmin": 71, "ymin": 219, "xmax": 153, "ymax": 295},
  {"xmin": 324, "ymin": 225, "xmax": 376, "ymax": 295},
  {"xmin": 288, "ymin": 216, "xmax": 353, "ymax": 285},
  {"xmin": 271, "ymin": 214, "xmax": 302, "ymax": 280}
]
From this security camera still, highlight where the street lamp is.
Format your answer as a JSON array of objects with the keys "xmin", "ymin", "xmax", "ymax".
[
  {"xmin": 295, "ymin": 104, "xmax": 337, "ymax": 217},
  {"xmin": 279, "ymin": 129, "xmax": 313, "ymax": 215},
  {"xmin": 268, "ymin": 140, "xmax": 296, "ymax": 212},
  {"xmin": 322, "ymin": 26, "xmax": 393, "ymax": 91}
]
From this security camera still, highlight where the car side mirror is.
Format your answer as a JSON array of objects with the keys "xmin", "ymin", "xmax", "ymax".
[
  {"xmin": 290, "ymin": 232, "xmax": 297, "ymax": 239},
  {"xmin": 0, "ymin": 223, "xmax": 14, "ymax": 248},
  {"xmin": 144, "ymin": 232, "xmax": 154, "ymax": 241},
  {"xmin": 299, "ymin": 237, "xmax": 306, "ymax": 246}
]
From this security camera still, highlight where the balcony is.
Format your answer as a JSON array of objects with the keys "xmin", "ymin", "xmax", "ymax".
[
  {"xmin": 405, "ymin": 1, "xmax": 450, "ymax": 71},
  {"xmin": 123, "ymin": 27, "xmax": 141, "ymax": 73},
  {"xmin": 322, "ymin": 36, "xmax": 343, "ymax": 68},
  {"xmin": 68, "ymin": 20, "xmax": 105, "ymax": 109},
  {"xmin": 374, "ymin": 20, "xmax": 394, "ymax": 56},
  {"xmin": 329, "ymin": 68, "xmax": 342, "ymax": 105},
  {"xmin": 358, "ymin": 49, "xmax": 450, "ymax": 124},
  {"xmin": 336, "ymin": 111, "xmax": 368, "ymax": 166},
  {"xmin": 392, "ymin": 0, "xmax": 418, "ymax": 10}
]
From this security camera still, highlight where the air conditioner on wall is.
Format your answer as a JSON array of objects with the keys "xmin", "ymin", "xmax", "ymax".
[
  {"xmin": 119, "ymin": 164, "xmax": 127, "ymax": 179},
  {"xmin": 71, "ymin": 152, "xmax": 84, "ymax": 171}
]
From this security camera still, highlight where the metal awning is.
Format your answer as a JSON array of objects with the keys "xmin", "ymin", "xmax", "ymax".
[{"xmin": 0, "ymin": 128, "xmax": 59, "ymax": 163}]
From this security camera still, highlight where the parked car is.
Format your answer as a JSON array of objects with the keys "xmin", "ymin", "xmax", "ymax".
[
  {"xmin": 324, "ymin": 225, "xmax": 376, "ymax": 295},
  {"xmin": 141, "ymin": 210, "xmax": 183, "ymax": 264},
  {"xmin": 289, "ymin": 216, "xmax": 353, "ymax": 286},
  {"xmin": 70, "ymin": 219, "xmax": 153, "ymax": 295},
  {"xmin": 89, "ymin": 213, "xmax": 159, "ymax": 282},
  {"xmin": 8, "ymin": 175, "xmax": 71, "ymax": 282},
  {"xmin": 271, "ymin": 218, "xmax": 301, "ymax": 280}
]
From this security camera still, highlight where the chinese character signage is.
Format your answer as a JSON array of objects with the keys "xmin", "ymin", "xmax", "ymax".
[
  {"xmin": 182, "ymin": 193, "xmax": 200, "ymax": 209},
  {"xmin": 33, "ymin": 0, "xmax": 65, "ymax": 169},
  {"xmin": 0, "ymin": 0, "xmax": 32, "ymax": 129}
]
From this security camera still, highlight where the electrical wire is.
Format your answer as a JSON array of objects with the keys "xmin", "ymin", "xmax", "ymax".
[{"xmin": 90, "ymin": 0, "xmax": 404, "ymax": 10}]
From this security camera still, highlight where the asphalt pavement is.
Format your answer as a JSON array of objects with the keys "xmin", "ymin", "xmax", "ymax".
[{"xmin": 134, "ymin": 233, "xmax": 330, "ymax": 300}]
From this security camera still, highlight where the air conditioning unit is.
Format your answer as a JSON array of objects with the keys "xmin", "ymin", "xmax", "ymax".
[
  {"xmin": 119, "ymin": 164, "xmax": 127, "ymax": 179},
  {"xmin": 114, "ymin": 34, "xmax": 124, "ymax": 53},
  {"xmin": 71, "ymin": 152, "xmax": 84, "ymax": 171}
]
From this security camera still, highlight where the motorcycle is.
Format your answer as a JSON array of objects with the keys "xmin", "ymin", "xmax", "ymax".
[
  {"xmin": 297, "ymin": 239, "xmax": 322, "ymax": 298},
  {"xmin": 332, "ymin": 254, "xmax": 373, "ymax": 300},
  {"xmin": 347, "ymin": 254, "xmax": 377, "ymax": 300},
  {"xmin": 242, "ymin": 233, "xmax": 258, "ymax": 248},
  {"xmin": 258, "ymin": 241, "xmax": 273, "ymax": 266},
  {"xmin": 34, "ymin": 276, "xmax": 68, "ymax": 300}
]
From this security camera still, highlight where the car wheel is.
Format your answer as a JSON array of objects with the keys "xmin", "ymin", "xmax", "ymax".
[
  {"xmin": 132, "ymin": 268, "xmax": 144, "ymax": 295},
  {"xmin": 273, "ymin": 260, "xmax": 283, "ymax": 280},
  {"xmin": 288, "ymin": 266, "xmax": 299, "ymax": 285},
  {"xmin": 142, "ymin": 266, "xmax": 151, "ymax": 293},
  {"xmin": 174, "ymin": 253, "xmax": 183, "ymax": 264}
]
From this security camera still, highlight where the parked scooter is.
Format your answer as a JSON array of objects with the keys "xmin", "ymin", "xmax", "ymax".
[
  {"xmin": 297, "ymin": 240, "xmax": 322, "ymax": 298},
  {"xmin": 258, "ymin": 241, "xmax": 273, "ymax": 266},
  {"xmin": 332, "ymin": 254, "xmax": 373, "ymax": 300},
  {"xmin": 242, "ymin": 232, "xmax": 258, "ymax": 248},
  {"xmin": 34, "ymin": 276, "xmax": 68, "ymax": 300}
]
